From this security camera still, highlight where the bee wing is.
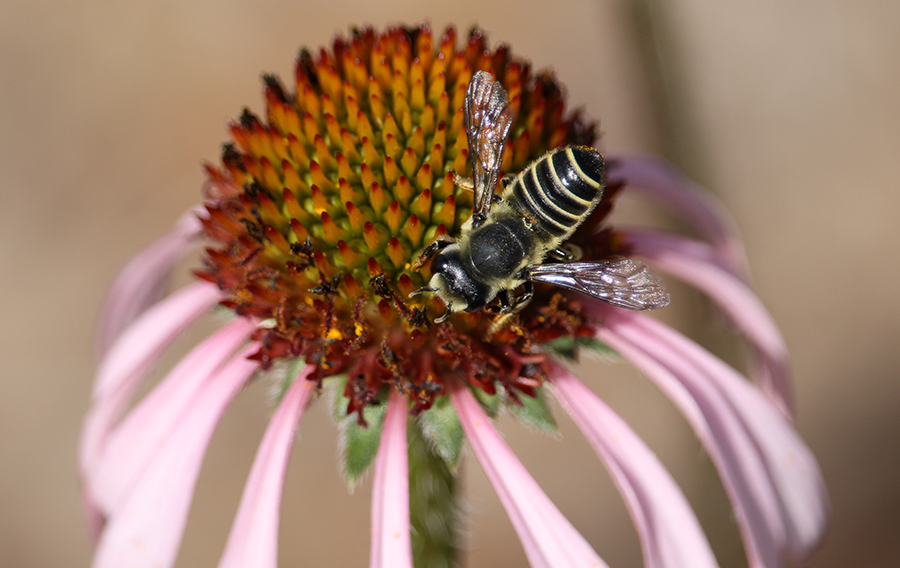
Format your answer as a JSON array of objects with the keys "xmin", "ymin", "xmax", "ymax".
[
  {"xmin": 528, "ymin": 258, "xmax": 671, "ymax": 310},
  {"xmin": 464, "ymin": 71, "xmax": 514, "ymax": 224}
]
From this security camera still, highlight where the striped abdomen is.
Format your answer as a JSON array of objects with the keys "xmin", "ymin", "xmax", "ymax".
[{"xmin": 506, "ymin": 146, "xmax": 606, "ymax": 241}]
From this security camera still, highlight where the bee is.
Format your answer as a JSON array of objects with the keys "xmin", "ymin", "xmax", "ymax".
[{"xmin": 412, "ymin": 71, "xmax": 670, "ymax": 323}]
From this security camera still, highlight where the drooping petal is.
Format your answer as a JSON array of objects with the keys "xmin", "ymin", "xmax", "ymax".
[
  {"xmin": 92, "ymin": 280, "xmax": 224, "ymax": 400},
  {"xmin": 449, "ymin": 382, "xmax": 609, "ymax": 568},
  {"xmin": 594, "ymin": 317, "xmax": 780, "ymax": 568},
  {"xmin": 96, "ymin": 209, "xmax": 204, "ymax": 358},
  {"xmin": 80, "ymin": 282, "xmax": 224, "ymax": 492},
  {"xmin": 595, "ymin": 308, "xmax": 828, "ymax": 567},
  {"xmin": 90, "ymin": 317, "xmax": 257, "ymax": 514},
  {"xmin": 369, "ymin": 392, "xmax": 414, "ymax": 568},
  {"xmin": 91, "ymin": 346, "xmax": 259, "ymax": 568},
  {"xmin": 549, "ymin": 366, "xmax": 719, "ymax": 568},
  {"xmin": 624, "ymin": 228, "xmax": 793, "ymax": 417},
  {"xmin": 608, "ymin": 153, "xmax": 749, "ymax": 279},
  {"xmin": 82, "ymin": 485, "xmax": 105, "ymax": 542},
  {"xmin": 218, "ymin": 367, "xmax": 317, "ymax": 568},
  {"xmin": 624, "ymin": 312, "xmax": 829, "ymax": 562}
]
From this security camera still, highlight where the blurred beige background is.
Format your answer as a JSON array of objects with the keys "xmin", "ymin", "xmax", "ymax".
[{"xmin": 2, "ymin": 0, "xmax": 898, "ymax": 567}]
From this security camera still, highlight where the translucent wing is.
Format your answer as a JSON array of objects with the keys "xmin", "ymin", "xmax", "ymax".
[
  {"xmin": 464, "ymin": 71, "xmax": 514, "ymax": 226},
  {"xmin": 528, "ymin": 258, "xmax": 670, "ymax": 310}
]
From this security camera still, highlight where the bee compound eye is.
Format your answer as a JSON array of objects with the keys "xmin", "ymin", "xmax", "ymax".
[{"xmin": 431, "ymin": 253, "xmax": 449, "ymax": 274}]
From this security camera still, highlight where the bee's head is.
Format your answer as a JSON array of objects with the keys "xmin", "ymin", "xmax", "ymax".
[{"xmin": 428, "ymin": 245, "xmax": 495, "ymax": 313}]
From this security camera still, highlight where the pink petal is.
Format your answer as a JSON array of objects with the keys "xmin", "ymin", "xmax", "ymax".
[
  {"xmin": 92, "ymin": 280, "xmax": 224, "ymax": 400},
  {"xmin": 449, "ymin": 383, "xmax": 609, "ymax": 568},
  {"xmin": 81, "ymin": 381, "xmax": 139, "ymax": 541},
  {"xmin": 625, "ymin": 313, "xmax": 829, "ymax": 562},
  {"xmin": 90, "ymin": 317, "xmax": 257, "ymax": 514},
  {"xmin": 607, "ymin": 153, "xmax": 749, "ymax": 279},
  {"xmin": 91, "ymin": 346, "xmax": 259, "ymax": 568},
  {"xmin": 549, "ymin": 367, "xmax": 719, "ymax": 568},
  {"xmin": 96, "ymin": 208, "xmax": 204, "ymax": 358},
  {"xmin": 218, "ymin": 367, "xmax": 317, "ymax": 568},
  {"xmin": 369, "ymin": 392, "xmax": 414, "ymax": 568},
  {"xmin": 82, "ymin": 490, "xmax": 105, "ymax": 542},
  {"xmin": 80, "ymin": 281, "xmax": 224, "ymax": 510},
  {"xmin": 624, "ymin": 228, "xmax": 793, "ymax": 417},
  {"xmin": 594, "ymin": 319, "xmax": 780, "ymax": 568},
  {"xmin": 596, "ymin": 308, "xmax": 828, "ymax": 567}
]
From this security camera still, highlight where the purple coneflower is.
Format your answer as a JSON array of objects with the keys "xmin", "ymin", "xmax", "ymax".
[{"xmin": 81, "ymin": 24, "xmax": 829, "ymax": 568}]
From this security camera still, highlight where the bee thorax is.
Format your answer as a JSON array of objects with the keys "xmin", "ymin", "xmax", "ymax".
[{"xmin": 466, "ymin": 222, "xmax": 531, "ymax": 283}]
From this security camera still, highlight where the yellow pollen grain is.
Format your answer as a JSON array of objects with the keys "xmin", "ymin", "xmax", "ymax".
[{"xmin": 326, "ymin": 328, "xmax": 343, "ymax": 340}]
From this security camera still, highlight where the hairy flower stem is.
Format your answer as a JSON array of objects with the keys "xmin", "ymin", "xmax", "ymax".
[{"xmin": 408, "ymin": 420, "xmax": 460, "ymax": 568}]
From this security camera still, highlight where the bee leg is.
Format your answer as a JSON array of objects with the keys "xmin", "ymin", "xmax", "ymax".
[
  {"xmin": 487, "ymin": 312, "xmax": 516, "ymax": 338},
  {"xmin": 452, "ymin": 171, "xmax": 475, "ymax": 191},
  {"xmin": 489, "ymin": 289, "xmax": 512, "ymax": 313},
  {"xmin": 409, "ymin": 286, "xmax": 437, "ymax": 298},
  {"xmin": 488, "ymin": 290, "xmax": 519, "ymax": 338},
  {"xmin": 435, "ymin": 301, "xmax": 453, "ymax": 324},
  {"xmin": 511, "ymin": 280, "xmax": 534, "ymax": 312},
  {"xmin": 546, "ymin": 243, "xmax": 583, "ymax": 262},
  {"xmin": 453, "ymin": 171, "xmax": 508, "ymax": 199},
  {"xmin": 500, "ymin": 281, "xmax": 533, "ymax": 315},
  {"xmin": 413, "ymin": 239, "xmax": 453, "ymax": 270}
]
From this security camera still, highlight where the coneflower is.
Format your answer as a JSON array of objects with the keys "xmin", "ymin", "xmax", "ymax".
[{"xmin": 81, "ymin": 23, "xmax": 828, "ymax": 568}]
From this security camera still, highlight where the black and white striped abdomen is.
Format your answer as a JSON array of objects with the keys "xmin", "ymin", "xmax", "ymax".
[{"xmin": 507, "ymin": 146, "xmax": 606, "ymax": 240}]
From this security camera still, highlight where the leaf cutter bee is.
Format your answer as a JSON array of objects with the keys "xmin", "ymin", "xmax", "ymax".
[{"xmin": 413, "ymin": 71, "xmax": 669, "ymax": 323}]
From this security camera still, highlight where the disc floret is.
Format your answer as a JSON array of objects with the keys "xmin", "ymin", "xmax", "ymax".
[{"xmin": 197, "ymin": 24, "xmax": 610, "ymax": 415}]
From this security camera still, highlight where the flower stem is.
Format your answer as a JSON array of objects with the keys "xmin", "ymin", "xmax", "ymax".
[{"xmin": 408, "ymin": 418, "xmax": 460, "ymax": 568}]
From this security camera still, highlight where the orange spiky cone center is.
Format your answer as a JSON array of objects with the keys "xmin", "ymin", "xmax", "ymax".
[{"xmin": 196, "ymin": 24, "xmax": 616, "ymax": 415}]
